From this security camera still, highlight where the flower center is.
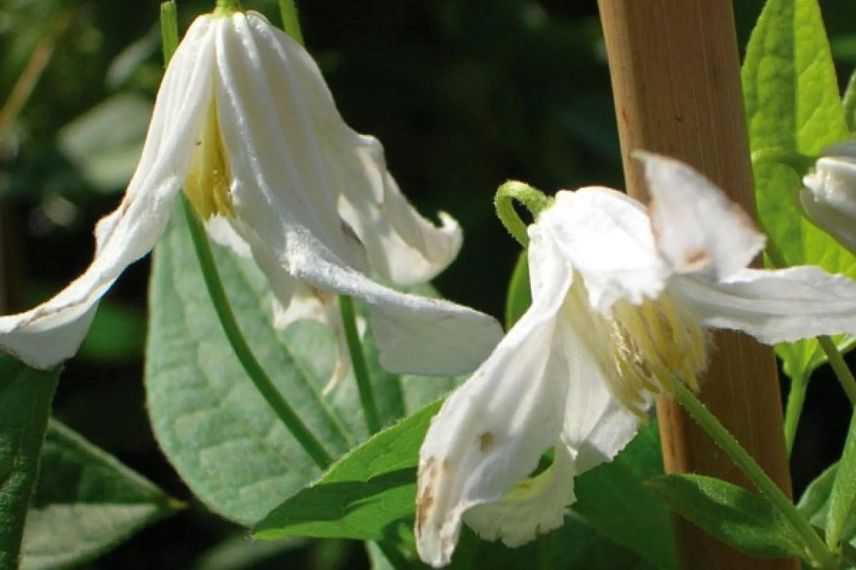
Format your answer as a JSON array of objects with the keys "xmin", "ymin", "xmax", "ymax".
[
  {"xmin": 185, "ymin": 100, "xmax": 235, "ymax": 220},
  {"xmin": 565, "ymin": 280, "xmax": 709, "ymax": 415}
]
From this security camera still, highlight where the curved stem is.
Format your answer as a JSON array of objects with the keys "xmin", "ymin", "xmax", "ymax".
[
  {"xmin": 278, "ymin": 0, "xmax": 304, "ymax": 45},
  {"xmin": 783, "ymin": 373, "xmax": 809, "ymax": 456},
  {"xmin": 818, "ymin": 336, "xmax": 856, "ymax": 405},
  {"xmin": 339, "ymin": 296, "xmax": 381, "ymax": 434},
  {"xmin": 215, "ymin": 0, "xmax": 243, "ymax": 14},
  {"xmin": 494, "ymin": 180, "xmax": 551, "ymax": 247},
  {"xmin": 181, "ymin": 198, "xmax": 333, "ymax": 469},
  {"xmin": 667, "ymin": 376, "xmax": 837, "ymax": 569}
]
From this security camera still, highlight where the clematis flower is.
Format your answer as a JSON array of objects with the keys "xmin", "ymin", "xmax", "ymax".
[
  {"xmin": 0, "ymin": 9, "xmax": 502, "ymax": 376},
  {"xmin": 801, "ymin": 141, "xmax": 856, "ymax": 254},
  {"xmin": 415, "ymin": 153, "xmax": 856, "ymax": 567}
]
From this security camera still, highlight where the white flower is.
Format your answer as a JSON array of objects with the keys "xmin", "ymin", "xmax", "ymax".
[
  {"xmin": 801, "ymin": 141, "xmax": 856, "ymax": 253},
  {"xmin": 415, "ymin": 153, "xmax": 856, "ymax": 567},
  {"xmin": 0, "ymin": 10, "xmax": 502, "ymax": 376}
]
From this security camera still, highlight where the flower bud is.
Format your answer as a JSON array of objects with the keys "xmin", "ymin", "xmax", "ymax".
[{"xmin": 801, "ymin": 143, "xmax": 856, "ymax": 253}]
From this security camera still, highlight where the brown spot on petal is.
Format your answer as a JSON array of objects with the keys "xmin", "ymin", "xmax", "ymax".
[
  {"xmin": 479, "ymin": 432, "xmax": 495, "ymax": 452},
  {"xmin": 683, "ymin": 248, "xmax": 710, "ymax": 267}
]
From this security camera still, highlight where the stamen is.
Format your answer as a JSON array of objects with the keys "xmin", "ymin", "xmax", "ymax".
[{"xmin": 185, "ymin": 98, "xmax": 236, "ymax": 220}]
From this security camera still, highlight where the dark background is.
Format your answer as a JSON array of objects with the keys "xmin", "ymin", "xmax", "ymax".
[{"xmin": 1, "ymin": 0, "xmax": 854, "ymax": 567}]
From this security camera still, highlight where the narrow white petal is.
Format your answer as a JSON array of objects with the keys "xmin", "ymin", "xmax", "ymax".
[
  {"xmin": 538, "ymin": 187, "xmax": 669, "ymax": 313},
  {"xmin": 561, "ymin": 318, "xmax": 643, "ymax": 474},
  {"xmin": 336, "ymin": 136, "xmax": 464, "ymax": 286},
  {"xmin": 213, "ymin": 12, "xmax": 366, "ymax": 271},
  {"xmin": 639, "ymin": 152, "xmax": 765, "ymax": 278},
  {"xmin": 287, "ymin": 226, "xmax": 502, "ymax": 376},
  {"xmin": 672, "ymin": 267, "xmax": 856, "ymax": 344},
  {"xmin": 0, "ymin": 17, "xmax": 216, "ymax": 368},
  {"xmin": 204, "ymin": 216, "xmax": 252, "ymax": 257},
  {"xmin": 415, "ymin": 247, "xmax": 573, "ymax": 567},
  {"xmin": 462, "ymin": 444, "xmax": 576, "ymax": 548},
  {"xmin": 415, "ymin": 336, "xmax": 567, "ymax": 567}
]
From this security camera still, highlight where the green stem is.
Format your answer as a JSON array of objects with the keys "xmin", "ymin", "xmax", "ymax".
[
  {"xmin": 818, "ymin": 336, "xmax": 856, "ymax": 405},
  {"xmin": 161, "ymin": 0, "xmax": 332, "ymax": 471},
  {"xmin": 494, "ymin": 180, "xmax": 552, "ymax": 247},
  {"xmin": 181, "ymin": 199, "xmax": 333, "ymax": 469},
  {"xmin": 278, "ymin": 0, "xmax": 305, "ymax": 45},
  {"xmin": 159, "ymin": 2, "xmax": 179, "ymax": 62},
  {"xmin": 843, "ymin": 68, "xmax": 856, "ymax": 134},
  {"xmin": 783, "ymin": 373, "xmax": 809, "ymax": 456},
  {"xmin": 667, "ymin": 376, "xmax": 837, "ymax": 569},
  {"xmin": 214, "ymin": 0, "xmax": 243, "ymax": 14},
  {"xmin": 338, "ymin": 296, "xmax": 382, "ymax": 434}
]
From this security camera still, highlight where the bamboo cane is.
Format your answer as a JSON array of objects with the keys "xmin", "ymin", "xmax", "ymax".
[{"xmin": 596, "ymin": 1, "xmax": 797, "ymax": 568}]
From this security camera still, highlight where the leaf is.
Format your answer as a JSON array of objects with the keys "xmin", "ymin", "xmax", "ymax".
[
  {"xmin": 648, "ymin": 474, "xmax": 802, "ymax": 558},
  {"xmin": 742, "ymin": 0, "xmax": 856, "ymax": 382},
  {"xmin": 575, "ymin": 423, "xmax": 678, "ymax": 570},
  {"xmin": 0, "ymin": 356, "xmax": 60, "ymax": 570},
  {"xmin": 797, "ymin": 463, "xmax": 856, "ymax": 549},
  {"xmin": 825, "ymin": 409, "xmax": 856, "ymax": 552},
  {"xmin": 253, "ymin": 401, "xmax": 440, "ymax": 541},
  {"xmin": 19, "ymin": 420, "xmax": 180, "ymax": 570},
  {"xmin": 504, "ymin": 251, "xmax": 530, "ymax": 329},
  {"xmin": 145, "ymin": 208, "xmax": 458, "ymax": 525},
  {"xmin": 57, "ymin": 94, "xmax": 153, "ymax": 193},
  {"xmin": 257, "ymin": 403, "xmax": 674, "ymax": 570}
]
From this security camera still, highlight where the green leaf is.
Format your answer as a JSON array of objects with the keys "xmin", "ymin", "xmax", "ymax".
[
  {"xmin": 797, "ymin": 463, "xmax": 856, "ymax": 549},
  {"xmin": 145, "ymin": 208, "xmax": 457, "ymax": 525},
  {"xmin": 19, "ymin": 420, "xmax": 180, "ymax": 570},
  {"xmin": 253, "ymin": 400, "xmax": 440, "ymax": 541},
  {"xmin": 742, "ymin": 0, "xmax": 856, "ymax": 382},
  {"xmin": 258, "ymin": 403, "xmax": 675, "ymax": 570},
  {"xmin": 648, "ymin": 474, "xmax": 802, "ymax": 558},
  {"xmin": 58, "ymin": 94, "xmax": 153, "ymax": 193},
  {"xmin": 826, "ymin": 411, "xmax": 856, "ymax": 552},
  {"xmin": 0, "ymin": 356, "xmax": 59, "ymax": 570},
  {"xmin": 504, "ymin": 251, "xmax": 530, "ymax": 329},
  {"xmin": 575, "ymin": 423, "xmax": 678, "ymax": 570}
]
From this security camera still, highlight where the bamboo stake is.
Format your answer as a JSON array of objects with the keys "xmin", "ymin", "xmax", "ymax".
[{"xmin": 596, "ymin": 2, "xmax": 797, "ymax": 568}]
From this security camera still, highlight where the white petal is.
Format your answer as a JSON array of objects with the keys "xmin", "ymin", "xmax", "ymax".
[
  {"xmin": 415, "ymin": 249, "xmax": 573, "ymax": 567},
  {"xmin": 561, "ymin": 319, "xmax": 643, "ymax": 474},
  {"xmin": 271, "ymin": 282, "xmax": 354, "ymax": 395},
  {"xmin": 671, "ymin": 267, "xmax": 856, "ymax": 344},
  {"xmin": 0, "ymin": 16, "xmax": 216, "ymax": 368},
  {"xmin": 213, "ymin": 12, "xmax": 366, "ymax": 271},
  {"xmin": 639, "ymin": 152, "xmax": 766, "ymax": 278},
  {"xmin": 204, "ymin": 216, "xmax": 252, "ymax": 257},
  {"xmin": 800, "ymin": 185, "xmax": 856, "ymax": 253},
  {"xmin": 538, "ymin": 187, "xmax": 669, "ymax": 313},
  {"xmin": 336, "ymin": 136, "xmax": 463, "ymax": 286},
  {"xmin": 462, "ymin": 444, "xmax": 576, "ymax": 548}
]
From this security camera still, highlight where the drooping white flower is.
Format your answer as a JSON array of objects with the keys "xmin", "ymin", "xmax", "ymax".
[
  {"xmin": 801, "ymin": 141, "xmax": 856, "ymax": 253},
  {"xmin": 415, "ymin": 153, "xmax": 856, "ymax": 567},
  {"xmin": 0, "ymin": 9, "xmax": 502, "ymax": 376}
]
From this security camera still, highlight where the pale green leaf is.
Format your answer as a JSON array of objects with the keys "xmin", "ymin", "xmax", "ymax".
[
  {"xmin": 797, "ymin": 463, "xmax": 856, "ymax": 550},
  {"xmin": 58, "ymin": 94, "xmax": 152, "ymax": 192},
  {"xmin": 648, "ymin": 474, "xmax": 802, "ymax": 558},
  {"xmin": 253, "ymin": 401, "xmax": 440, "ymax": 541},
  {"xmin": 742, "ymin": 0, "xmax": 856, "ymax": 381},
  {"xmin": 0, "ymin": 356, "xmax": 59, "ymax": 570},
  {"xmin": 145, "ymin": 208, "xmax": 457, "ymax": 525},
  {"xmin": 20, "ymin": 420, "xmax": 180, "ymax": 570}
]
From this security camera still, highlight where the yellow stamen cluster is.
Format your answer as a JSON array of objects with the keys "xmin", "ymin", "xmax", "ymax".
[
  {"xmin": 185, "ymin": 100, "xmax": 235, "ymax": 220},
  {"xmin": 565, "ymin": 279, "xmax": 709, "ymax": 416}
]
